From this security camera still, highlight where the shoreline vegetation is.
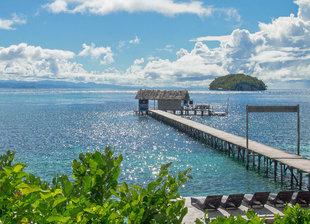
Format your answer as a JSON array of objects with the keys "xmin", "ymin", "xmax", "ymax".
[
  {"xmin": 1, "ymin": 149, "xmax": 309, "ymax": 223},
  {"xmin": 209, "ymin": 74, "xmax": 267, "ymax": 91}
]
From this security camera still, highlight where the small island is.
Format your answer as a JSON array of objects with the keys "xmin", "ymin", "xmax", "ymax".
[{"xmin": 209, "ymin": 74, "xmax": 267, "ymax": 91}]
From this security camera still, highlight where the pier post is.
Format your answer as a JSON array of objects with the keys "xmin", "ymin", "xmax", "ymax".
[
  {"xmin": 299, "ymin": 170, "xmax": 302, "ymax": 190},
  {"xmin": 246, "ymin": 105, "xmax": 249, "ymax": 169},
  {"xmin": 297, "ymin": 104, "xmax": 300, "ymax": 155},
  {"xmin": 253, "ymin": 152, "xmax": 255, "ymax": 167},
  {"xmin": 258, "ymin": 155, "xmax": 261, "ymax": 171},
  {"xmin": 274, "ymin": 161, "xmax": 277, "ymax": 181},
  {"xmin": 281, "ymin": 164, "xmax": 283, "ymax": 183},
  {"xmin": 308, "ymin": 174, "xmax": 310, "ymax": 191},
  {"xmin": 290, "ymin": 167, "xmax": 294, "ymax": 188}
]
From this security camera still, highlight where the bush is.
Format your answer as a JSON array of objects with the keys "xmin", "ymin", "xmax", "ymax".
[
  {"xmin": 195, "ymin": 204, "xmax": 310, "ymax": 224},
  {"xmin": 0, "ymin": 148, "xmax": 192, "ymax": 223}
]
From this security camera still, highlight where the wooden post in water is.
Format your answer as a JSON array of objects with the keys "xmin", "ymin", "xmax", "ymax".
[
  {"xmin": 281, "ymin": 164, "xmax": 283, "ymax": 183},
  {"xmin": 246, "ymin": 105, "xmax": 249, "ymax": 169},
  {"xmin": 274, "ymin": 161, "xmax": 277, "ymax": 181},
  {"xmin": 297, "ymin": 104, "xmax": 300, "ymax": 155},
  {"xmin": 299, "ymin": 170, "xmax": 302, "ymax": 190},
  {"xmin": 290, "ymin": 167, "xmax": 294, "ymax": 188}
]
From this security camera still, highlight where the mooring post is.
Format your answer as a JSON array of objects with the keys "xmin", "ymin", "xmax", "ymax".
[{"xmin": 246, "ymin": 105, "xmax": 249, "ymax": 169}]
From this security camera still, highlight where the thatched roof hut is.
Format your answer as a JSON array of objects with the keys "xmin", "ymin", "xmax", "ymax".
[{"xmin": 135, "ymin": 89, "xmax": 190, "ymax": 100}]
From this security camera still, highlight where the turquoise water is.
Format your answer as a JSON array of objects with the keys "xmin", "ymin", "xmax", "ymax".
[{"xmin": 0, "ymin": 89, "xmax": 310, "ymax": 196}]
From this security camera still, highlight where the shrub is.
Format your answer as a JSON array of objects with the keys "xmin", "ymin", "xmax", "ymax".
[{"xmin": 0, "ymin": 148, "xmax": 192, "ymax": 223}]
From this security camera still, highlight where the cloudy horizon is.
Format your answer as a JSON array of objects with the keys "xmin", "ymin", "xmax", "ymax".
[{"xmin": 1, "ymin": 0, "xmax": 310, "ymax": 88}]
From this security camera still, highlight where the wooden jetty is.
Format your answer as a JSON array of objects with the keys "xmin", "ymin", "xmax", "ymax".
[{"xmin": 149, "ymin": 109, "xmax": 310, "ymax": 190}]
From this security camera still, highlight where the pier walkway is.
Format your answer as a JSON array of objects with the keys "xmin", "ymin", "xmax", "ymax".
[{"xmin": 149, "ymin": 110, "xmax": 310, "ymax": 190}]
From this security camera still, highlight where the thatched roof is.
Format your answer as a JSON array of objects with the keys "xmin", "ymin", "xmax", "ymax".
[{"xmin": 135, "ymin": 89, "xmax": 190, "ymax": 100}]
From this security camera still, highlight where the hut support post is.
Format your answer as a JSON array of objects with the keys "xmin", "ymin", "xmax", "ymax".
[
  {"xmin": 299, "ymin": 170, "xmax": 302, "ymax": 190},
  {"xmin": 290, "ymin": 167, "xmax": 294, "ymax": 188},
  {"xmin": 274, "ymin": 161, "xmax": 277, "ymax": 181}
]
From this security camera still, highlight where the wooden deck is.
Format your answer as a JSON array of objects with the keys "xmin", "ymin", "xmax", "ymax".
[{"xmin": 149, "ymin": 109, "xmax": 310, "ymax": 189}]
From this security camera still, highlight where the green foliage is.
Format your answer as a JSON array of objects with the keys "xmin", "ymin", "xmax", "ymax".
[
  {"xmin": 195, "ymin": 209, "xmax": 265, "ymax": 224},
  {"xmin": 0, "ymin": 148, "xmax": 191, "ymax": 223},
  {"xmin": 274, "ymin": 203, "xmax": 310, "ymax": 224},
  {"xmin": 209, "ymin": 74, "xmax": 267, "ymax": 91},
  {"xmin": 195, "ymin": 204, "xmax": 310, "ymax": 224}
]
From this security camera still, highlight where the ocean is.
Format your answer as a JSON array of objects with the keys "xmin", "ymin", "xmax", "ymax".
[{"xmin": 0, "ymin": 88, "xmax": 310, "ymax": 196}]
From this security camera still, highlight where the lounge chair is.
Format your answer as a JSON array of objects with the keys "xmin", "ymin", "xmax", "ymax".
[
  {"xmin": 244, "ymin": 192, "xmax": 270, "ymax": 208},
  {"xmin": 191, "ymin": 195, "xmax": 223, "ymax": 210},
  {"xmin": 291, "ymin": 191, "xmax": 310, "ymax": 206},
  {"xmin": 221, "ymin": 194, "xmax": 244, "ymax": 209},
  {"xmin": 268, "ymin": 191, "xmax": 294, "ymax": 207}
]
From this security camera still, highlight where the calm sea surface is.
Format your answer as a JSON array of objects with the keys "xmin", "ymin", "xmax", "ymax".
[{"xmin": 0, "ymin": 89, "xmax": 310, "ymax": 196}]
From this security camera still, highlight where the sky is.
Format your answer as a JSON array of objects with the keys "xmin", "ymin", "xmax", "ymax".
[{"xmin": 0, "ymin": 0, "xmax": 309, "ymax": 88}]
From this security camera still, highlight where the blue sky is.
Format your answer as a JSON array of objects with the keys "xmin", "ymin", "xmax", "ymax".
[{"xmin": 0, "ymin": 0, "xmax": 309, "ymax": 88}]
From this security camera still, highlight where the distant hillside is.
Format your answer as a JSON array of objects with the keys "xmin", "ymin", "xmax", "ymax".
[
  {"xmin": 209, "ymin": 74, "xmax": 267, "ymax": 91},
  {"xmin": 0, "ymin": 80, "xmax": 137, "ymax": 90}
]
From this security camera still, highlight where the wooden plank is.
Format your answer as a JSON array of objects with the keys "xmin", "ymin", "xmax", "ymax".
[
  {"xmin": 247, "ymin": 105, "xmax": 298, "ymax": 113},
  {"xmin": 149, "ymin": 109, "xmax": 310, "ymax": 174}
]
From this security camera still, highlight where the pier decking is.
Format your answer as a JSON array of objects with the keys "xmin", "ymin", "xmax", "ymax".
[{"xmin": 149, "ymin": 109, "xmax": 310, "ymax": 190}]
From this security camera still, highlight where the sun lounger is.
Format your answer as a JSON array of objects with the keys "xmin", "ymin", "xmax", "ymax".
[
  {"xmin": 191, "ymin": 195, "xmax": 223, "ymax": 210},
  {"xmin": 268, "ymin": 191, "xmax": 294, "ymax": 207},
  {"xmin": 244, "ymin": 192, "xmax": 270, "ymax": 208},
  {"xmin": 221, "ymin": 194, "xmax": 244, "ymax": 209},
  {"xmin": 291, "ymin": 191, "xmax": 310, "ymax": 206}
]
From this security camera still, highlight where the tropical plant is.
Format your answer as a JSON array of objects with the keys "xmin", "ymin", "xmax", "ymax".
[{"xmin": 0, "ymin": 148, "xmax": 192, "ymax": 223}]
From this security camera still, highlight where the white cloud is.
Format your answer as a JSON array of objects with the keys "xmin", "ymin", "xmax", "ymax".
[
  {"xmin": 0, "ymin": 43, "xmax": 86, "ymax": 82},
  {"xmin": 44, "ymin": 0, "xmax": 239, "ymax": 20},
  {"xmin": 157, "ymin": 44, "xmax": 174, "ymax": 53},
  {"xmin": 118, "ymin": 36, "xmax": 141, "ymax": 50},
  {"xmin": 129, "ymin": 36, "xmax": 140, "ymax": 44},
  {"xmin": 190, "ymin": 35, "xmax": 230, "ymax": 42},
  {"xmin": 0, "ymin": 14, "xmax": 26, "ymax": 30},
  {"xmin": 79, "ymin": 43, "xmax": 114, "ymax": 65},
  {"xmin": 295, "ymin": 0, "xmax": 310, "ymax": 21}
]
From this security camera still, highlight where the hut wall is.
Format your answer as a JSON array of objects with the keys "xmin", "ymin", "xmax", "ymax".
[{"xmin": 158, "ymin": 100, "xmax": 182, "ymax": 110}]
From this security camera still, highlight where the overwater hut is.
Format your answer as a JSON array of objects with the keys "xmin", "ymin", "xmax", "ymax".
[{"xmin": 135, "ymin": 89, "xmax": 190, "ymax": 114}]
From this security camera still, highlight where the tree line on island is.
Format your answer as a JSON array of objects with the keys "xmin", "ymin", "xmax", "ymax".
[{"xmin": 209, "ymin": 74, "xmax": 267, "ymax": 91}]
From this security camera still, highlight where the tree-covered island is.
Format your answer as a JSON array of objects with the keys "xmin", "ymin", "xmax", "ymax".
[{"xmin": 209, "ymin": 74, "xmax": 267, "ymax": 91}]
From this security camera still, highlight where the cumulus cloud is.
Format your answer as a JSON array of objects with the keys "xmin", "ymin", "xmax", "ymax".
[
  {"xmin": 0, "ymin": 43, "xmax": 85, "ymax": 82},
  {"xmin": 44, "ymin": 0, "xmax": 239, "ymax": 20},
  {"xmin": 0, "ymin": 14, "xmax": 26, "ymax": 30},
  {"xmin": 79, "ymin": 43, "xmax": 114, "ymax": 65}
]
